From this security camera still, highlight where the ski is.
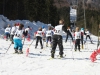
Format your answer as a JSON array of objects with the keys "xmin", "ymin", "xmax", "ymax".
[
  {"xmin": 47, "ymin": 55, "xmax": 66, "ymax": 60},
  {"xmin": 47, "ymin": 57, "xmax": 66, "ymax": 60},
  {"xmin": 12, "ymin": 53, "xmax": 23, "ymax": 54}
]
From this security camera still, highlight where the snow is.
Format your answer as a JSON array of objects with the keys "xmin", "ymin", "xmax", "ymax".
[
  {"xmin": 0, "ymin": 15, "xmax": 100, "ymax": 75},
  {"xmin": 0, "ymin": 34, "xmax": 100, "ymax": 75}
]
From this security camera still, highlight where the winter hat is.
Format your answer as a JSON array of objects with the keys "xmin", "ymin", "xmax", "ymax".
[
  {"xmin": 81, "ymin": 28, "xmax": 84, "ymax": 30},
  {"xmin": 42, "ymin": 26, "xmax": 45, "ymax": 28},
  {"xmin": 39, "ymin": 27, "xmax": 42, "ymax": 31}
]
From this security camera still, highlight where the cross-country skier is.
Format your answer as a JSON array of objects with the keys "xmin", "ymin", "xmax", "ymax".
[
  {"xmin": 74, "ymin": 27, "xmax": 81, "ymax": 51},
  {"xmin": 46, "ymin": 26, "xmax": 54, "ymax": 47},
  {"xmin": 42, "ymin": 26, "xmax": 46, "ymax": 41},
  {"xmin": 51, "ymin": 20, "xmax": 67, "ymax": 58},
  {"xmin": 84, "ymin": 29, "xmax": 93, "ymax": 44},
  {"xmin": 34, "ymin": 27, "xmax": 44, "ymax": 49},
  {"xmin": 13, "ymin": 24, "xmax": 26, "ymax": 54},
  {"xmin": 10, "ymin": 23, "xmax": 17, "ymax": 44},
  {"xmin": 65, "ymin": 26, "xmax": 74, "ymax": 43},
  {"xmin": 80, "ymin": 28, "xmax": 84, "ymax": 49},
  {"xmin": 5, "ymin": 24, "xmax": 11, "ymax": 41},
  {"xmin": 23, "ymin": 26, "xmax": 31, "ymax": 40},
  {"xmin": 24, "ymin": 26, "xmax": 31, "ymax": 36}
]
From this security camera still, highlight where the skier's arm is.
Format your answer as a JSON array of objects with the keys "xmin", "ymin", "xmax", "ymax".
[{"xmin": 62, "ymin": 25, "xmax": 67, "ymax": 33}]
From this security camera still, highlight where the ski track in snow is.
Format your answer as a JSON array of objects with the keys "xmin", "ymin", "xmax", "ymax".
[{"xmin": 0, "ymin": 35, "xmax": 100, "ymax": 75}]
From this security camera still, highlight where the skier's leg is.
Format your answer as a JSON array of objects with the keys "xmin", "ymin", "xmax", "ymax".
[
  {"xmin": 13, "ymin": 39, "xmax": 18, "ymax": 53},
  {"xmin": 75, "ymin": 40, "xmax": 78, "ymax": 51},
  {"xmin": 65, "ymin": 34, "xmax": 68, "ymax": 42},
  {"xmin": 51, "ymin": 35, "xmax": 57, "ymax": 58},
  {"xmin": 58, "ymin": 36, "xmax": 63, "ymax": 57},
  {"xmin": 46, "ymin": 37, "xmax": 49, "ymax": 47},
  {"xmin": 78, "ymin": 39, "xmax": 80, "ymax": 51},
  {"xmin": 88, "ymin": 35, "xmax": 93, "ymax": 43},
  {"xmin": 18, "ymin": 39, "xmax": 23, "ymax": 54},
  {"xmin": 70, "ymin": 34, "xmax": 73, "ymax": 42},
  {"xmin": 35, "ymin": 36, "xmax": 39, "ymax": 48},
  {"xmin": 40, "ymin": 37, "xmax": 43, "ymax": 49}
]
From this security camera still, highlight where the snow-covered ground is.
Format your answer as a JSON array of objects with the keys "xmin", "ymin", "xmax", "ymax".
[
  {"xmin": 0, "ymin": 34, "xmax": 100, "ymax": 75},
  {"xmin": 0, "ymin": 13, "xmax": 100, "ymax": 75}
]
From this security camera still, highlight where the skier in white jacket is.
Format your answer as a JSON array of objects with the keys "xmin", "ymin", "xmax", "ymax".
[
  {"xmin": 5, "ymin": 24, "xmax": 11, "ymax": 41},
  {"xmin": 10, "ymin": 24, "xmax": 17, "ymax": 44}
]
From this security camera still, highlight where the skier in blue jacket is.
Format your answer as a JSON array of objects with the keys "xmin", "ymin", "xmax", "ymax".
[{"xmin": 13, "ymin": 24, "xmax": 26, "ymax": 54}]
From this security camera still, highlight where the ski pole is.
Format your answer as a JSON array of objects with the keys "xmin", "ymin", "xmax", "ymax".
[
  {"xmin": 26, "ymin": 39, "xmax": 34, "ymax": 57},
  {"xmin": 97, "ymin": 37, "xmax": 99, "ymax": 50},
  {"xmin": 71, "ymin": 39, "xmax": 74, "ymax": 60},
  {"xmin": 5, "ymin": 43, "xmax": 12, "ymax": 54},
  {"xmin": 23, "ymin": 37, "xmax": 25, "ymax": 45}
]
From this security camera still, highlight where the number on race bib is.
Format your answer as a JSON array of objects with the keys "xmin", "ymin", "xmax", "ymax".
[
  {"xmin": 55, "ymin": 30, "xmax": 60, "ymax": 33},
  {"xmin": 48, "ymin": 33, "xmax": 51, "ymax": 35},
  {"xmin": 38, "ymin": 33, "xmax": 41, "ymax": 35},
  {"xmin": 77, "ymin": 36, "xmax": 80, "ymax": 39}
]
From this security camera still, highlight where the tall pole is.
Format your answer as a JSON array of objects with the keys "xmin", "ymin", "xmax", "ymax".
[
  {"xmin": 3, "ymin": 0, "xmax": 5, "ymax": 15},
  {"xmin": 76, "ymin": 0, "xmax": 78, "ymax": 27},
  {"xmin": 83, "ymin": 0, "xmax": 86, "ymax": 29}
]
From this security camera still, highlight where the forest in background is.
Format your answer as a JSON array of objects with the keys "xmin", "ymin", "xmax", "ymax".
[
  {"xmin": 0, "ymin": 0, "xmax": 70, "ymax": 27},
  {"xmin": 0, "ymin": 0, "xmax": 100, "ymax": 35}
]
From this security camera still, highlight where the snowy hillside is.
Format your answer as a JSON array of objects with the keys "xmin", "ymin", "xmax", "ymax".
[
  {"xmin": 0, "ymin": 15, "xmax": 48, "ymax": 37},
  {"xmin": 0, "ymin": 15, "xmax": 100, "ymax": 75},
  {"xmin": 0, "ymin": 34, "xmax": 100, "ymax": 75}
]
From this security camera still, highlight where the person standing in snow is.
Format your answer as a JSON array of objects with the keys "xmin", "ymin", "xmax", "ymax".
[
  {"xmin": 10, "ymin": 23, "xmax": 17, "ymax": 44},
  {"xmin": 5, "ymin": 24, "xmax": 11, "ymax": 41},
  {"xmin": 42, "ymin": 26, "xmax": 46, "ymax": 41},
  {"xmin": 74, "ymin": 27, "xmax": 81, "ymax": 51},
  {"xmin": 80, "ymin": 28, "xmax": 84, "ymax": 49},
  {"xmin": 51, "ymin": 20, "xmax": 67, "ymax": 58},
  {"xmin": 24, "ymin": 26, "xmax": 31, "ymax": 36},
  {"xmin": 84, "ymin": 29, "xmax": 93, "ymax": 44},
  {"xmin": 34, "ymin": 27, "xmax": 44, "ymax": 49},
  {"xmin": 46, "ymin": 26, "xmax": 54, "ymax": 47},
  {"xmin": 16, "ymin": 23, "xmax": 20, "ymax": 29},
  {"xmin": 23, "ymin": 26, "xmax": 31, "ymax": 40},
  {"xmin": 13, "ymin": 24, "xmax": 26, "ymax": 54},
  {"xmin": 65, "ymin": 26, "xmax": 74, "ymax": 43}
]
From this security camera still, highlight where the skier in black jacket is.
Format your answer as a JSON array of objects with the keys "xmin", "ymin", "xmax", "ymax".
[
  {"xmin": 51, "ymin": 20, "xmax": 67, "ymax": 58},
  {"xmin": 65, "ymin": 27, "xmax": 73, "ymax": 43}
]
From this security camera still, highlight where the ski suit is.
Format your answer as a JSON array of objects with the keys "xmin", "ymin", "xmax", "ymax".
[
  {"xmin": 13, "ymin": 29, "xmax": 24, "ymax": 51},
  {"xmin": 35, "ymin": 30, "xmax": 44, "ymax": 49},
  {"xmin": 65, "ymin": 28, "xmax": 73, "ymax": 42},
  {"xmin": 5, "ymin": 27, "xmax": 11, "ymax": 40},
  {"xmin": 10, "ymin": 26, "xmax": 17, "ymax": 43},
  {"xmin": 74, "ymin": 31, "xmax": 81, "ymax": 51},
  {"xmin": 51, "ymin": 25, "xmax": 67, "ymax": 58}
]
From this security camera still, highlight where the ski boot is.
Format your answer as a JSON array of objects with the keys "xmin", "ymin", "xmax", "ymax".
[
  {"xmin": 46, "ymin": 43, "xmax": 48, "ymax": 47},
  {"xmin": 60, "ymin": 55, "xmax": 63, "ymax": 58},
  {"xmin": 91, "ymin": 41, "xmax": 94, "ymax": 44},
  {"xmin": 81, "ymin": 45, "xmax": 84, "ymax": 49},
  {"xmin": 14, "ymin": 48, "xmax": 18, "ymax": 53},
  {"xmin": 35, "ymin": 45, "xmax": 37, "ymax": 49},
  {"xmin": 84, "ymin": 41, "xmax": 86, "ymax": 44},
  {"xmin": 51, "ymin": 53, "xmax": 54, "ymax": 58},
  {"xmin": 41, "ymin": 46, "xmax": 43, "ymax": 49},
  {"xmin": 18, "ymin": 50, "xmax": 23, "ymax": 54},
  {"xmin": 35, "ymin": 46, "xmax": 37, "ymax": 49},
  {"xmin": 74, "ymin": 47, "xmax": 77, "ymax": 51}
]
